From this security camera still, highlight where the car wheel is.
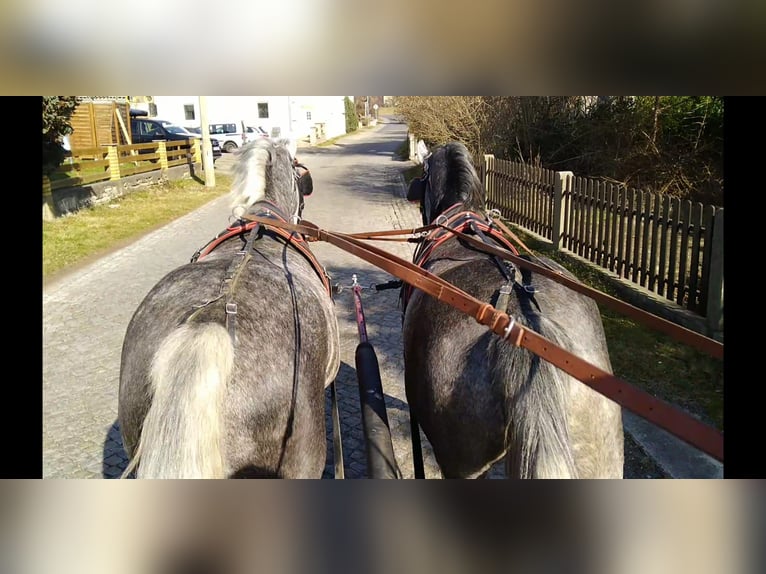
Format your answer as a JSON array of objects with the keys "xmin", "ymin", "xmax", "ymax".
[{"xmin": 223, "ymin": 142, "xmax": 238, "ymax": 153}]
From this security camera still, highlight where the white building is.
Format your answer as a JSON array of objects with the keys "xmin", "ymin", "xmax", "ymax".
[{"xmin": 131, "ymin": 96, "xmax": 349, "ymax": 140}]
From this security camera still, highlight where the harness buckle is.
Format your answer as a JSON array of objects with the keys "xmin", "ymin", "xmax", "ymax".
[
  {"xmin": 225, "ymin": 303, "xmax": 238, "ymax": 315},
  {"xmin": 503, "ymin": 318, "xmax": 516, "ymax": 340},
  {"xmin": 487, "ymin": 208, "xmax": 501, "ymax": 224}
]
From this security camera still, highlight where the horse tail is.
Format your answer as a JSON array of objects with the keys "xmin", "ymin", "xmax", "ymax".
[
  {"xmin": 124, "ymin": 323, "xmax": 234, "ymax": 479},
  {"xmin": 502, "ymin": 317, "xmax": 579, "ymax": 479}
]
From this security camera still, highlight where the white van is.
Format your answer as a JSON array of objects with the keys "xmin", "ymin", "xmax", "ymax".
[{"xmin": 208, "ymin": 122, "xmax": 248, "ymax": 153}]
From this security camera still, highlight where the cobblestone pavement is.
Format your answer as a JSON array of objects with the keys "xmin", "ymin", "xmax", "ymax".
[{"xmin": 42, "ymin": 117, "xmax": 662, "ymax": 479}]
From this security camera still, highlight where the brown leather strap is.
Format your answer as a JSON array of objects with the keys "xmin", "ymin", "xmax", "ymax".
[
  {"xmin": 240, "ymin": 214, "xmax": 724, "ymax": 462},
  {"xmin": 437, "ymin": 224, "xmax": 724, "ymax": 360},
  {"xmin": 236, "ymin": 215, "xmax": 332, "ymax": 297},
  {"xmin": 339, "ymin": 219, "xmax": 724, "ymax": 360},
  {"xmin": 489, "ymin": 213, "xmax": 537, "ymax": 258},
  {"xmin": 346, "ymin": 224, "xmax": 437, "ymax": 241}
]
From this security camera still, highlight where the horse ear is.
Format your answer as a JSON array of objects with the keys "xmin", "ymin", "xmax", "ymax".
[
  {"xmin": 298, "ymin": 168, "xmax": 313, "ymax": 197},
  {"xmin": 416, "ymin": 140, "xmax": 430, "ymax": 164}
]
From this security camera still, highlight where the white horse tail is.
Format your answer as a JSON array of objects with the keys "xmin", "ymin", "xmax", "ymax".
[
  {"xmin": 503, "ymin": 318, "xmax": 578, "ymax": 479},
  {"xmin": 124, "ymin": 323, "xmax": 234, "ymax": 479}
]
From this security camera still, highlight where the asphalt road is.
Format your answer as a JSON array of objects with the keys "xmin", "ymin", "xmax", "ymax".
[{"xmin": 42, "ymin": 117, "xmax": 665, "ymax": 479}]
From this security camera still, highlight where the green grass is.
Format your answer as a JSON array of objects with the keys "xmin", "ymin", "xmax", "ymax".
[
  {"xmin": 43, "ymin": 174, "xmax": 232, "ymax": 279},
  {"xmin": 500, "ymin": 223, "xmax": 723, "ymax": 431}
]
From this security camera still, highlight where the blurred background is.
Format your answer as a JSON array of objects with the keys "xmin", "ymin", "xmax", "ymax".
[
  {"xmin": 2, "ymin": 481, "xmax": 759, "ymax": 574},
  {"xmin": 2, "ymin": 0, "xmax": 765, "ymax": 93}
]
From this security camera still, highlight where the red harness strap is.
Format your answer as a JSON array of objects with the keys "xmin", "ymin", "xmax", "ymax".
[
  {"xmin": 194, "ymin": 215, "xmax": 332, "ymax": 298},
  {"xmin": 402, "ymin": 206, "xmax": 520, "ymax": 309}
]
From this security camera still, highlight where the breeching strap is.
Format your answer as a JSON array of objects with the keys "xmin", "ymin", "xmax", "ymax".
[{"xmin": 241, "ymin": 214, "xmax": 724, "ymax": 463}]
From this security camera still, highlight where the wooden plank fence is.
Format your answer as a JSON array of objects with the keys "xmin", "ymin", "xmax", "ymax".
[
  {"xmin": 478, "ymin": 154, "xmax": 723, "ymax": 335},
  {"xmin": 45, "ymin": 139, "xmax": 202, "ymax": 192}
]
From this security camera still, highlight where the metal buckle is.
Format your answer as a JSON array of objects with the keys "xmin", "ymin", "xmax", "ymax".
[
  {"xmin": 225, "ymin": 303, "xmax": 238, "ymax": 315},
  {"xmin": 487, "ymin": 208, "xmax": 501, "ymax": 225},
  {"xmin": 503, "ymin": 318, "xmax": 516, "ymax": 340}
]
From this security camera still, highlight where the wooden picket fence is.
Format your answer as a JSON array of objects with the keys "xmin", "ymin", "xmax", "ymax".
[
  {"xmin": 480, "ymin": 155, "xmax": 723, "ymax": 334},
  {"xmin": 45, "ymin": 139, "xmax": 202, "ymax": 192}
]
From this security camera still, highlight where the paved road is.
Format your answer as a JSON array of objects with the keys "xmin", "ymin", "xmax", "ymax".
[{"xmin": 42, "ymin": 117, "xmax": 664, "ymax": 479}]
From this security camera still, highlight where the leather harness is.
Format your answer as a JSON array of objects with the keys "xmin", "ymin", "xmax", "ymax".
[
  {"xmin": 192, "ymin": 201, "xmax": 332, "ymax": 295},
  {"xmin": 401, "ymin": 202, "xmax": 523, "ymax": 313},
  {"xmin": 233, "ymin": 213, "xmax": 724, "ymax": 463},
  {"xmin": 189, "ymin": 200, "xmax": 332, "ymax": 344},
  {"xmin": 186, "ymin": 198, "xmax": 334, "ymax": 477}
]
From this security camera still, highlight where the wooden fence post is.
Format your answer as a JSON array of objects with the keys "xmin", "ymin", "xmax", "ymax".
[
  {"xmin": 106, "ymin": 145, "xmax": 121, "ymax": 180},
  {"xmin": 43, "ymin": 175, "xmax": 56, "ymax": 221},
  {"xmin": 192, "ymin": 138, "xmax": 201, "ymax": 164},
  {"xmin": 484, "ymin": 154, "xmax": 494, "ymax": 208},
  {"xmin": 552, "ymin": 171, "xmax": 573, "ymax": 251},
  {"xmin": 156, "ymin": 141, "xmax": 169, "ymax": 172},
  {"xmin": 706, "ymin": 208, "xmax": 724, "ymax": 341}
]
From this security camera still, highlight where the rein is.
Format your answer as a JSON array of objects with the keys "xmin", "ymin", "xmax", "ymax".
[{"xmin": 239, "ymin": 213, "xmax": 724, "ymax": 463}]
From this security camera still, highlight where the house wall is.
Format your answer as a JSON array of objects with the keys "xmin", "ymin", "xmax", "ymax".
[{"xmin": 147, "ymin": 96, "xmax": 347, "ymax": 140}]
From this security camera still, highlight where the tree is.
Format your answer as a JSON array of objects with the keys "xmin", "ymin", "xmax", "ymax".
[
  {"xmin": 394, "ymin": 96, "xmax": 489, "ymax": 158},
  {"xmin": 395, "ymin": 96, "xmax": 723, "ymax": 205},
  {"xmin": 42, "ymin": 96, "xmax": 78, "ymax": 176},
  {"xmin": 344, "ymin": 96, "xmax": 358, "ymax": 133}
]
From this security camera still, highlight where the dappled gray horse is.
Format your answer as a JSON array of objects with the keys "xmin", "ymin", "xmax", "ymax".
[
  {"xmin": 119, "ymin": 138, "xmax": 340, "ymax": 478},
  {"xmin": 402, "ymin": 140, "xmax": 623, "ymax": 478}
]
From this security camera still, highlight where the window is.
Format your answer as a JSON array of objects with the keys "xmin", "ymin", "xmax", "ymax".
[
  {"xmin": 258, "ymin": 103, "xmax": 269, "ymax": 118},
  {"xmin": 184, "ymin": 104, "xmax": 195, "ymax": 120},
  {"xmin": 306, "ymin": 111, "xmax": 312, "ymax": 121},
  {"xmin": 148, "ymin": 103, "xmax": 157, "ymax": 116}
]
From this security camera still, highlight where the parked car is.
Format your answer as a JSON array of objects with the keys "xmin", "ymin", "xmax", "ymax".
[
  {"xmin": 181, "ymin": 126, "xmax": 224, "ymax": 159},
  {"xmin": 208, "ymin": 122, "xmax": 250, "ymax": 153},
  {"xmin": 130, "ymin": 116, "xmax": 222, "ymax": 159},
  {"xmin": 246, "ymin": 126, "xmax": 270, "ymax": 141}
]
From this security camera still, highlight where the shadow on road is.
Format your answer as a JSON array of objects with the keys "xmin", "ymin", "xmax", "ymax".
[{"xmin": 103, "ymin": 420, "xmax": 129, "ymax": 478}]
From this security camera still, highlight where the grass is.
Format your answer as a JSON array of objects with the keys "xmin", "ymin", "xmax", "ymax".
[{"xmin": 43, "ymin": 174, "xmax": 232, "ymax": 279}]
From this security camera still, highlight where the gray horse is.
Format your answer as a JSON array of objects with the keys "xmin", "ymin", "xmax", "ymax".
[
  {"xmin": 118, "ymin": 138, "xmax": 340, "ymax": 478},
  {"xmin": 402, "ymin": 140, "xmax": 623, "ymax": 478}
]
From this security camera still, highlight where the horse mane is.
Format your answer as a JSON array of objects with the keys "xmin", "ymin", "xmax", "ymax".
[
  {"xmin": 430, "ymin": 142, "xmax": 485, "ymax": 214},
  {"xmin": 230, "ymin": 138, "xmax": 298, "ymax": 217}
]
